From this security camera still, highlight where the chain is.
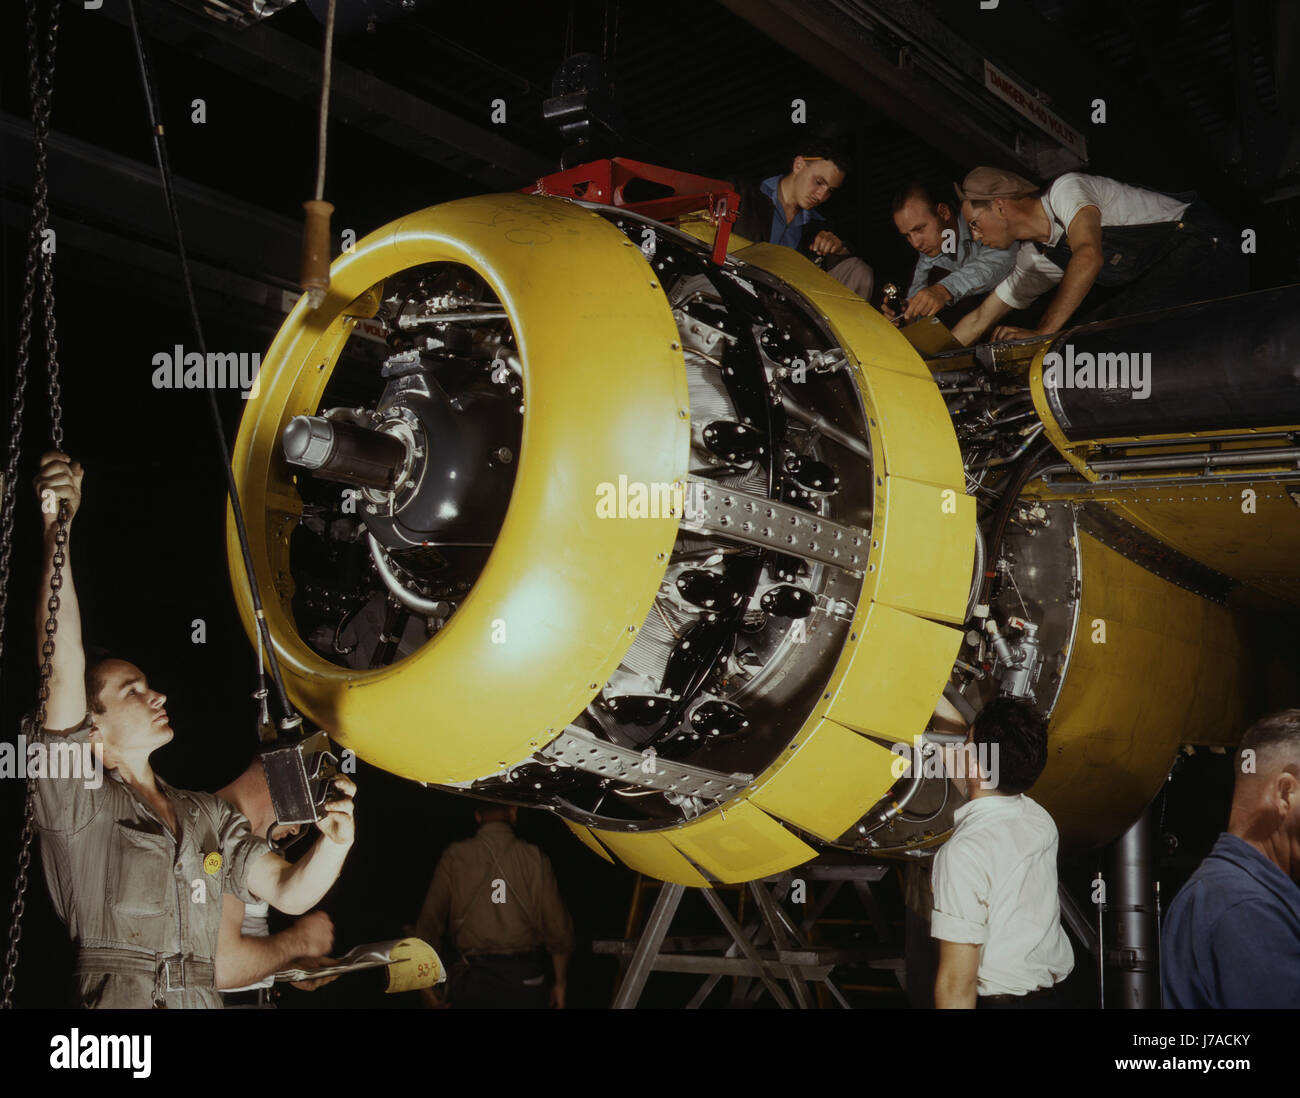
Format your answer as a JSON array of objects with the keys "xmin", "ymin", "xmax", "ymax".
[
  {"xmin": 1, "ymin": 510, "xmax": 68, "ymax": 1010},
  {"xmin": 1, "ymin": 0, "xmax": 64, "ymax": 1010}
]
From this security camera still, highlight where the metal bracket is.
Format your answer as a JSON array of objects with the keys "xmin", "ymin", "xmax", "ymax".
[
  {"xmin": 539, "ymin": 726, "xmax": 751, "ymax": 799},
  {"xmin": 681, "ymin": 477, "xmax": 868, "ymax": 574}
]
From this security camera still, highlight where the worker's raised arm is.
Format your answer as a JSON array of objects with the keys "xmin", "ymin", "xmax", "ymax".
[{"xmin": 32, "ymin": 452, "xmax": 87, "ymax": 733}]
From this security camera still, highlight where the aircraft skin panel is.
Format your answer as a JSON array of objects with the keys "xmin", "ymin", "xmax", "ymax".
[
  {"xmin": 1035, "ymin": 531, "xmax": 1251, "ymax": 849},
  {"xmin": 750, "ymin": 717, "xmax": 905, "ymax": 842},
  {"xmin": 592, "ymin": 829, "xmax": 712, "ymax": 888},
  {"xmin": 1108, "ymin": 491, "xmax": 1300, "ymax": 608},
  {"xmin": 870, "ymin": 474, "xmax": 976, "ymax": 624},
  {"xmin": 822, "ymin": 601, "xmax": 964, "ymax": 741},
  {"xmin": 661, "ymin": 799, "xmax": 817, "ymax": 884},
  {"xmin": 564, "ymin": 821, "xmax": 615, "ymax": 864}
]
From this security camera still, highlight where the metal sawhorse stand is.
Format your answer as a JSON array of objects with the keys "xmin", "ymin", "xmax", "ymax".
[{"xmin": 598, "ymin": 861, "xmax": 902, "ymax": 1008}]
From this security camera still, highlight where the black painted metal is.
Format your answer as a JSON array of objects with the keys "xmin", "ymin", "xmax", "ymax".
[{"xmin": 1045, "ymin": 285, "xmax": 1300, "ymax": 441}]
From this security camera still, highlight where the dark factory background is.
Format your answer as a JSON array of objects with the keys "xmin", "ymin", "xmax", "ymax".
[{"xmin": 1, "ymin": 0, "xmax": 1297, "ymax": 1009}]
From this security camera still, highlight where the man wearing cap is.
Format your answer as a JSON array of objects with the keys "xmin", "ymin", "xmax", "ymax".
[
  {"xmin": 950, "ymin": 167, "xmax": 1245, "ymax": 346},
  {"xmin": 730, "ymin": 139, "xmax": 874, "ymax": 300},
  {"xmin": 887, "ymin": 178, "xmax": 1016, "ymax": 326}
]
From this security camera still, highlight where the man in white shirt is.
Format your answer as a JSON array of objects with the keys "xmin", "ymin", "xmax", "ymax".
[
  {"xmin": 951, "ymin": 167, "xmax": 1245, "ymax": 346},
  {"xmin": 931, "ymin": 697, "xmax": 1074, "ymax": 1008}
]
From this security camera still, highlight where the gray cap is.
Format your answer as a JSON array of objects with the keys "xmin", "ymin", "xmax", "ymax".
[{"xmin": 954, "ymin": 166, "xmax": 1039, "ymax": 202}]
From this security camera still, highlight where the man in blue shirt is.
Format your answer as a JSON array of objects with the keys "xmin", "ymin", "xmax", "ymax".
[
  {"xmin": 887, "ymin": 179, "xmax": 1015, "ymax": 326},
  {"xmin": 1162, "ymin": 709, "xmax": 1300, "ymax": 1008},
  {"xmin": 730, "ymin": 140, "xmax": 873, "ymax": 300}
]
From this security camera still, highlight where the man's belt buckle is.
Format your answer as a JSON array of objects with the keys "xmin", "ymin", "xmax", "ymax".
[{"xmin": 161, "ymin": 955, "xmax": 185, "ymax": 992}]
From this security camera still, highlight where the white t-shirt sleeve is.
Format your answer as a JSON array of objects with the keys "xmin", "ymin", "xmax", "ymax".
[
  {"xmin": 930, "ymin": 841, "xmax": 991, "ymax": 945},
  {"xmin": 993, "ymin": 243, "xmax": 1064, "ymax": 310},
  {"xmin": 1045, "ymin": 175, "xmax": 1104, "ymax": 241}
]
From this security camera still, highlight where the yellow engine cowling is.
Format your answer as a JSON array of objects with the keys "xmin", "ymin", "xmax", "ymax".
[
  {"xmin": 227, "ymin": 193, "xmax": 980, "ymax": 883},
  {"xmin": 228, "ymin": 191, "xmax": 1298, "ymax": 881}
]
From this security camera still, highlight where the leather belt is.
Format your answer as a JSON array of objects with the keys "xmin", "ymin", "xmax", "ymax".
[
  {"xmin": 979, "ymin": 984, "xmax": 1055, "ymax": 1005},
  {"xmin": 463, "ymin": 949, "xmax": 545, "ymax": 962}
]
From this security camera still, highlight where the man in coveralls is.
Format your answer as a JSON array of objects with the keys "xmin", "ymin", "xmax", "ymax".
[{"xmin": 28, "ymin": 452, "xmax": 357, "ymax": 1008}]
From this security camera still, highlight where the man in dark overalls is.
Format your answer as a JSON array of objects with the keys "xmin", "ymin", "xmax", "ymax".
[{"xmin": 950, "ymin": 166, "xmax": 1246, "ymax": 346}]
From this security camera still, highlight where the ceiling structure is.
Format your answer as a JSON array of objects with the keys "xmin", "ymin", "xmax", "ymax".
[{"xmin": 2, "ymin": 0, "xmax": 1297, "ymax": 332}]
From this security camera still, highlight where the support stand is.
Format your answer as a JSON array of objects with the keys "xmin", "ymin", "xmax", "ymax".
[{"xmin": 599, "ymin": 861, "xmax": 904, "ymax": 1009}]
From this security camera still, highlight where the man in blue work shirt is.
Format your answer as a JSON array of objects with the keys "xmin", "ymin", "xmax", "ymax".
[
  {"xmin": 1162, "ymin": 709, "xmax": 1300, "ymax": 1008},
  {"xmin": 887, "ymin": 179, "xmax": 1015, "ymax": 326},
  {"xmin": 730, "ymin": 139, "xmax": 874, "ymax": 300}
]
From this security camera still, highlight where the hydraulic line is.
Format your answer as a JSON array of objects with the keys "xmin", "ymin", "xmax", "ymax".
[
  {"xmin": 125, "ymin": 0, "xmax": 296, "ymax": 727},
  {"xmin": 977, "ymin": 435, "xmax": 1056, "ymax": 609}
]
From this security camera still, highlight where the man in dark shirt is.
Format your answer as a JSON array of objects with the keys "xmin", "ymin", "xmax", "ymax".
[
  {"xmin": 1162, "ymin": 709, "xmax": 1300, "ymax": 1008},
  {"xmin": 729, "ymin": 139, "xmax": 873, "ymax": 300}
]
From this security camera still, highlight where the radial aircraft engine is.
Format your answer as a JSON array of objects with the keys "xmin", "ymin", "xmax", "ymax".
[{"xmin": 228, "ymin": 175, "xmax": 1300, "ymax": 885}]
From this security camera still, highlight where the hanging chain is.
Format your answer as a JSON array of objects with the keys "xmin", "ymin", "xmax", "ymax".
[
  {"xmin": 2, "ymin": 0, "xmax": 65, "ymax": 1010},
  {"xmin": 2, "ymin": 510, "xmax": 68, "ymax": 1011}
]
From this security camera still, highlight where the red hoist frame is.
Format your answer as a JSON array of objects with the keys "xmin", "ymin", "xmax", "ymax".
[{"xmin": 522, "ymin": 158, "xmax": 741, "ymax": 265}]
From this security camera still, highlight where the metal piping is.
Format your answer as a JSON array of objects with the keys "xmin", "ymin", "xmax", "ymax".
[
  {"xmin": 1086, "ymin": 446, "xmax": 1300, "ymax": 473},
  {"xmin": 780, "ymin": 395, "xmax": 871, "ymax": 459},
  {"xmin": 1093, "ymin": 430, "xmax": 1297, "ymax": 451},
  {"xmin": 966, "ymin": 522, "xmax": 986, "ymax": 622},
  {"xmin": 367, "ymin": 532, "xmax": 448, "ymax": 616},
  {"xmin": 1039, "ymin": 463, "xmax": 1300, "ymax": 494},
  {"xmin": 967, "ymin": 423, "xmax": 1046, "ymax": 469},
  {"xmin": 987, "ymin": 394, "xmax": 1034, "ymax": 419},
  {"xmin": 396, "ymin": 310, "xmax": 509, "ymax": 328},
  {"xmin": 1105, "ymin": 804, "xmax": 1160, "ymax": 1008}
]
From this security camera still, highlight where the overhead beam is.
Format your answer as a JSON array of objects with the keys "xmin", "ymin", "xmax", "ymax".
[
  {"xmin": 96, "ymin": 0, "xmax": 553, "ymax": 189},
  {"xmin": 2, "ymin": 112, "xmax": 296, "ymax": 323},
  {"xmin": 716, "ymin": 0, "xmax": 1068, "ymax": 177}
]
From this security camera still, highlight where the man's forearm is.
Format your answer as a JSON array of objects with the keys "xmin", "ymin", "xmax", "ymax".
[
  {"xmin": 216, "ymin": 927, "xmax": 311, "ymax": 989},
  {"xmin": 39, "ymin": 531, "xmax": 87, "ymax": 731},
  {"xmin": 264, "ymin": 835, "xmax": 352, "ymax": 915},
  {"xmin": 551, "ymin": 951, "xmax": 569, "ymax": 987},
  {"xmin": 1037, "ymin": 248, "xmax": 1103, "ymax": 333},
  {"xmin": 952, "ymin": 293, "xmax": 1009, "ymax": 346}
]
